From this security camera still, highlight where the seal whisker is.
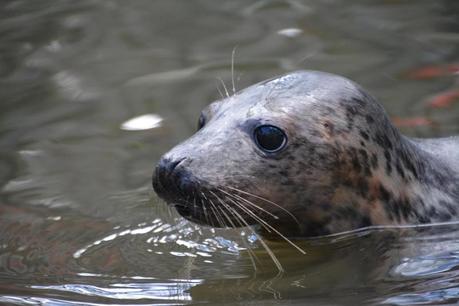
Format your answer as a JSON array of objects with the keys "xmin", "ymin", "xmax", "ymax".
[
  {"xmin": 208, "ymin": 197, "xmax": 226, "ymax": 228},
  {"xmin": 222, "ymin": 192, "xmax": 273, "ymax": 234},
  {"xmin": 223, "ymin": 190, "xmax": 306, "ymax": 255},
  {"xmin": 209, "ymin": 190, "xmax": 260, "ymax": 271},
  {"xmin": 208, "ymin": 205, "xmax": 220, "ymax": 227},
  {"xmin": 208, "ymin": 191, "xmax": 239, "ymax": 228},
  {"xmin": 223, "ymin": 193, "xmax": 290, "ymax": 242},
  {"xmin": 264, "ymin": 72, "xmax": 287, "ymax": 102},
  {"xmin": 200, "ymin": 192, "xmax": 212, "ymax": 226},
  {"xmin": 216, "ymin": 77, "xmax": 230, "ymax": 98},
  {"xmin": 219, "ymin": 188, "xmax": 279, "ymax": 220},
  {"xmin": 224, "ymin": 204, "xmax": 262, "ymax": 272},
  {"xmin": 209, "ymin": 191, "xmax": 234, "ymax": 229},
  {"xmin": 225, "ymin": 186, "xmax": 301, "ymax": 227},
  {"xmin": 257, "ymin": 234, "xmax": 284, "ymax": 273},
  {"xmin": 220, "ymin": 193, "xmax": 283, "ymax": 272},
  {"xmin": 192, "ymin": 197, "xmax": 198, "ymax": 219},
  {"xmin": 215, "ymin": 80, "xmax": 225, "ymax": 100},
  {"xmin": 203, "ymin": 190, "xmax": 225, "ymax": 227},
  {"xmin": 231, "ymin": 46, "xmax": 237, "ymax": 95}
]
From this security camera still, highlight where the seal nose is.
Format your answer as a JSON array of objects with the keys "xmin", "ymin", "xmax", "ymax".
[
  {"xmin": 152, "ymin": 157, "xmax": 194, "ymax": 202},
  {"xmin": 158, "ymin": 157, "xmax": 185, "ymax": 181}
]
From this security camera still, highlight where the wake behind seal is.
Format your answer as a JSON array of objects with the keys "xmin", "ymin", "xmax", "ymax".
[{"xmin": 152, "ymin": 70, "xmax": 459, "ymax": 238}]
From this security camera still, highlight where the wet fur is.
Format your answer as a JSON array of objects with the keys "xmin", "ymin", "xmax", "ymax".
[{"xmin": 153, "ymin": 71, "xmax": 459, "ymax": 238}]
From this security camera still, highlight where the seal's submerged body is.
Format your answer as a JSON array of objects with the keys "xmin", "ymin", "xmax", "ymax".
[{"xmin": 153, "ymin": 71, "xmax": 459, "ymax": 238}]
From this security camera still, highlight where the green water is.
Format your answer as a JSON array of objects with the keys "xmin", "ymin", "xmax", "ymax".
[{"xmin": 0, "ymin": 0, "xmax": 458, "ymax": 305}]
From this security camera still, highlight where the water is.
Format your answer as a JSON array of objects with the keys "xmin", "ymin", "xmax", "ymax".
[{"xmin": 0, "ymin": 0, "xmax": 458, "ymax": 305}]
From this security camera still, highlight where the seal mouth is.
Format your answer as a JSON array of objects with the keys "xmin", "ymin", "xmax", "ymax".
[
  {"xmin": 153, "ymin": 167, "xmax": 260, "ymax": 228},
  {"xmin": 173, "ymin": 203, "xmax": 222, "ymax": 227},
  {"xmin": 152, "ymin": 157, "xmax": 280, "ymax": 228},
  {"xmin": 161, "ymin": 187, "xmax": 261, "ymax": 228}
]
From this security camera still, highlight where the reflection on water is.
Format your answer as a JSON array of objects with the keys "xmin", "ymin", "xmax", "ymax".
[
  {"xmin": 120, "ymin": 114, "xmax": 163, "ymax": 131},
  {"xmin": 0, "ymin": 0, "xmax": 458, "ymax": 305},
  {"xmin": 73, "ymin": 218, "xmax": 246, "ymax": 262},
  {"xmin": 32, "ymin": 279, "xmax": 202, "ymax": 302}
]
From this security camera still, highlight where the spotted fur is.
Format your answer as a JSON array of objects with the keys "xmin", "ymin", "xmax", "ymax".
[{"xmin": 153, "ymin": 71, "xmax": 459, "ymax": 238}]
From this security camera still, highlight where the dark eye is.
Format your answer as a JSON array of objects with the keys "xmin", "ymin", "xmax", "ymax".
[
  {"xmin": 197, "ymin": 113, "xmax": 206, "ymax": 130},
  {"xmin": 253, "ymin": 125, "xmax": 287, "ymax": 153}
]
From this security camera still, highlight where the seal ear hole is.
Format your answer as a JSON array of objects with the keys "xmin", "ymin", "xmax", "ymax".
[
  {"xmin": 197, "ymin": 113, "xmax": 206, "ymax": 131},
  {"xmin": 253, "ymin": 125, "xmax": 287, "ymax": 153}
]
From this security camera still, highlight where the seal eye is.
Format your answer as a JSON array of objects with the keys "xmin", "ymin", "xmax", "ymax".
[
  {"xmin": 197, "ymin": 113, "xmax": 206, "ymax": 131},
  {"xmin": 254, "ymin": 125, "xmax": 287, "ymax": 153}
]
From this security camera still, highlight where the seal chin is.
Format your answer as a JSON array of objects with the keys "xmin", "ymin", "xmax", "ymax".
[
  {"xmin": 173, "ymin": 204, "xmax": 200, "ymax": 223},
  {"xmin": 174, "ymin": 203, "xmax": 230, "ymax": 228}
]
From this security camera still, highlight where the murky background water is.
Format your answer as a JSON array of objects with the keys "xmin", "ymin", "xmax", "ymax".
[{"xmin": 0, "ymin": 0, "xmax": 458, "ymax": 305}]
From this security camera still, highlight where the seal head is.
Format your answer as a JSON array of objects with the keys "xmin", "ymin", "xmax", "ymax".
[{"xmin": 153, "ymin": 71, "xmax": 459, "ymax": 238}]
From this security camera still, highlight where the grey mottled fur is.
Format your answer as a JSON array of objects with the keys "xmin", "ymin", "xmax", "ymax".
[{"xmin": 153, "ymin": 71, "xmax": 459, "ymax": 238}]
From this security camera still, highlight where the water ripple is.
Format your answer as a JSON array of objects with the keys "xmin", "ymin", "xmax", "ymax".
[
  {"xmin": 383, "ymin": 287, "xmax": 459, "ymax": 305},
  {"xmin": 73, "ymin": 218, "xmax": 249, "ymax": 262},
  {"xmin": 31, "ymin": 279, "xmax": 202, "ymax": 302},
  {"xmin": 393, "ymin": 251, "xmax": 459, "ymax": 277}
]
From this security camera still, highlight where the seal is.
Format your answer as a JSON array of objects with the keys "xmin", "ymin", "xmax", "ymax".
[{"xmin": 152, "ymin": 70, "xmax": 459, "ymax": 238}]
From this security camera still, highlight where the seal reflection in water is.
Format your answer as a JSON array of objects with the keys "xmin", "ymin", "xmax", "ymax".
[{"xmin": 153, "ymin": 71, "xmax": 459, "ymax": 238}]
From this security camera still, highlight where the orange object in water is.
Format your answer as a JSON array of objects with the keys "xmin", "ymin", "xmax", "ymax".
[
  {"xmin": 428, "ymin": 90, "xmax": 459, "ymax": 108},
  {"xmin": 406, "ymin": 64, "xmax": 459, "ymax": 79},
  {"xmin": 392, "ymin": 116, "xmax": 433, "ymax": 127}
]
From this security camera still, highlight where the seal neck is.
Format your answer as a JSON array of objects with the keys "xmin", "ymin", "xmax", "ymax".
[
  {"xmin": 311, "ymin": 127, "xmax": 459, "ymax": 237},
  {"xmin": 365, "ymin": 134, "xmax": 459, "ymax": 226}
]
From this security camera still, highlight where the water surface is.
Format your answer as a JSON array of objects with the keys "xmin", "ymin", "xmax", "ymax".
[{"xmin": 1, "ymin": 0, "xmax": 459, "ymax": 305}]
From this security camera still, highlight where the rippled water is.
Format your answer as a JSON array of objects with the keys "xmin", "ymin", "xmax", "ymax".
[{"xmin": 0, "ymin": 0, "xmax": 458, "ymax": 305}]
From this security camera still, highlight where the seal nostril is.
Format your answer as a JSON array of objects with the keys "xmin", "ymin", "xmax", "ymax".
[
  {"xmin": 169, "ymin": 157, "xmax": 186, "ymax": 174},
  {"xmin": 157, "ymin": 157, "xmax": 186, "ymax": 179},
  {"xmin": 153, "ymin": 157, "xmax": 190, "ymax": 196}
]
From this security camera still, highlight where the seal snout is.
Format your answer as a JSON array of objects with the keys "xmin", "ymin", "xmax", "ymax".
[{"xmin": 153, "ymin": 156, "xmax": 196, "ymax": 204}]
